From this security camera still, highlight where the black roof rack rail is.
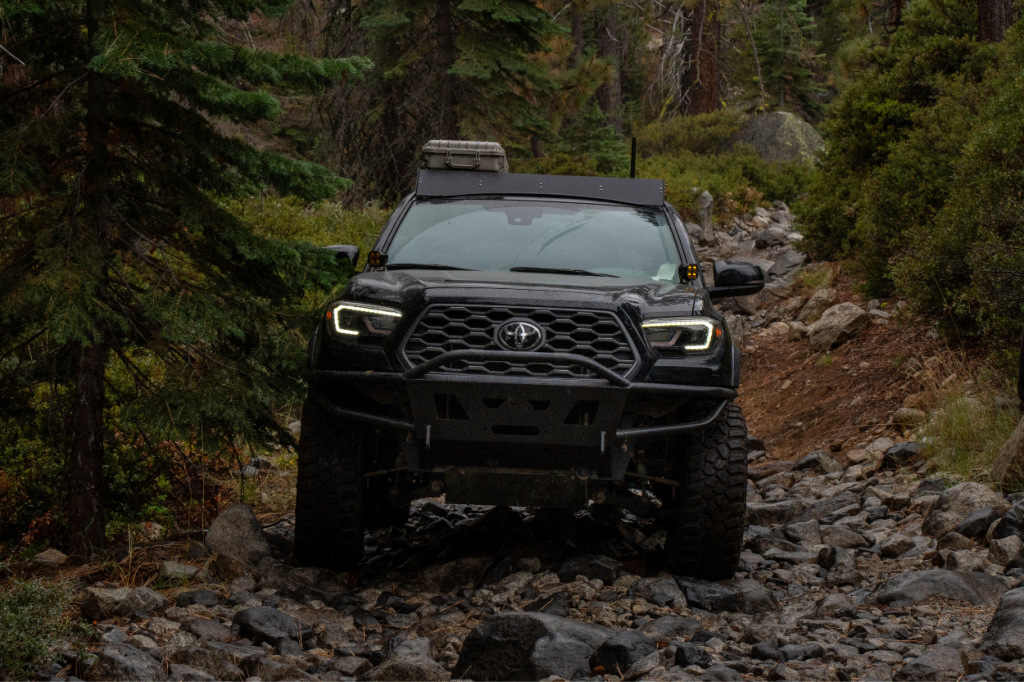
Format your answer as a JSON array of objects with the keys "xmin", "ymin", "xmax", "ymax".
[{"xmin": 415, "ymin": 169, "xmax": 666, "ymax": 207}]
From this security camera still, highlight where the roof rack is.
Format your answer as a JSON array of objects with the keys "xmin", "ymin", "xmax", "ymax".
[{"xmin": 415, "ymin": 169, "xmax": 666, "ymax": 207}]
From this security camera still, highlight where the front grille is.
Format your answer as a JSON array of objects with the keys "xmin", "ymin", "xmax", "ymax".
[{"xmin": 402, "ymin": 305, "xmax": 638, "ymax": 379}]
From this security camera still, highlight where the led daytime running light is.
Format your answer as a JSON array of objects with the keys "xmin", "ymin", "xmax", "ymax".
[
  {"xmin": 330, "ymin": 302, "xmax": 402, "ymax": 336},
  {"xmin": 641, "ymin": 318, "xmax": 716, "ymax": 350}
]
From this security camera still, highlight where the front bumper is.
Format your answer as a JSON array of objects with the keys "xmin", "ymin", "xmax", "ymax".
[{"xmin": 310, "ymin": 349, "xmax": 736, "ymax": 449}]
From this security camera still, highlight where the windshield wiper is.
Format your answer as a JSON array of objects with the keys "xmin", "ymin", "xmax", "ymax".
[
  {"xmin": 387, "ymin": 263, "xmax": 476, "ymax": 271},
  {"xmin": 509, "ymin": 266, "xmax": 618, "ymax": 278}
]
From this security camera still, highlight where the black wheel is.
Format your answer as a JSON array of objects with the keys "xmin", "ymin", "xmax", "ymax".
[
  {"xmin": 665, "ymin": 402, "xmax": 748, "ymax": 580},
  {"xmin": 294, "ymin": 397, "xmax": 365, "ymax": 569}
]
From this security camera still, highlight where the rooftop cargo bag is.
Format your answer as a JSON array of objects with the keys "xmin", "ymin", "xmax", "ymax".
[{"xmin": 422, "ymin": 140, "xmax": 508, "ymax": 173}]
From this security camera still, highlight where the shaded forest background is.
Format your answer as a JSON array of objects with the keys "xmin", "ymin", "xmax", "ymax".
[{"xmin": 1, "ymin": 0, "xmax": 1022, "ymax": 557}]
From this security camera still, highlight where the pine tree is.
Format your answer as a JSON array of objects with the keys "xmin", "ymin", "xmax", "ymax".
[
  {"xmin": 317, "ymin": 0, "xmax": 561, "ymax": 204},
  {"xmin": 0, "ymin": 0, "xmax": 370, "ymax": 553},
  {"xmin": 754, "ymin": 0, "xmax": 823, "ymax": 115}
]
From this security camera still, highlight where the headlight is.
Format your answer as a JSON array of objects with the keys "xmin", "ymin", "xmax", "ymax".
[
  {"xmin": 641, "ymin": 317, "xmax": 722, "ymax": 352},
  {"xmin": 326, "ymin": 301, "xmax": 402, "ymax": 344}
]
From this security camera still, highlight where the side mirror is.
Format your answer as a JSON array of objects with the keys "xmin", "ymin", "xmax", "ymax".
[
  {"xmin": 324, "ymin": 245, "xmax": 359, "ymax": 267},
  {"xmin": 708, "ymin": 260, "xmax": 765, "ymax": 300}
]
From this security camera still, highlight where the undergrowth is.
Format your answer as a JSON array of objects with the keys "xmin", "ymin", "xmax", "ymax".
[{"xmin": 0, "ymin": 575, "xmax": 82, "ymax": 679}]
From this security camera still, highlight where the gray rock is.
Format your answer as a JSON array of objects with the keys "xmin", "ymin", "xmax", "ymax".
[
  {"xmin": 923, "ymin": 483, "xmax": 1007, "ymax": 538},
  {"xmin": 675, "ymin": 642, "xmax": 713, "ymax": 668},
  {"xmin": 359, "ymin": 637, "xmax": 449, "ymax": 681},
  {"xmin": 675, "ymin": 578, "xmax": 779, "ymax": 614},
  {"xmin": 868, "ymin": 570, "xmax": 1008, "ymax": 607},
  {"xmin": 880, "ymin": 441, "xmax": 924, "ymax": 470},
  {"xmin": 821, "ymin": 526, "xmax": 870, "ymax": 549},
  {"xmin": 82, "ymin": 587, "xmax": 168, "ymax": 621},
  {"xmin": 797, "ymin": 288, "xmax": 838, "ymax": 325},
  {"xmin": 175, "ymin": 589, "xmax": 220, "ymax": 607},
  {"xmin": 880, "ymin": 533, "xmax": 915, "ymax": 558},
  {"xmin": 452, "ymin": 611, "xmax": 612, "ymax": 681},
  {"xmin": 767, "ymin": 249, "xmax": 806, "ymax": 278},
  {"xmin": 787, "ymin": 320, "xmax": 811, "ymax": 341},
  {"xmin": 817, "ymin": 546, "xmax": 855, "ymax": 570},
  {"xmin": 808, "ymin": 593, "xmax": 856, "ymax": 619},
  {"xmin": 992, "ymin": 414, "xmax": 1024, "ymax": 487},
  {"xmin": 894, "ymin": 646, "xmax": 964, "ymax": 680},
  {"xmin": 233, "ymin": 606, "xmax": 313, "ymax": 645},
  {"xmin": 751, "ymin": 641, "xmax": 784, "ymax": 662},
  {"xmin": 32, "ymin": 548, "xmax": 69, "ymax": 566},
  {"xmin": 937, "ymin": 532, "xmax": 974, "ymax": 552},
  {"xmin": 167, "ymin": 664, "xmax": 216, "ymax": 682},
  {"xmin": 783, "ymin": 520, "xmax": 821, "ymax": 546},
  {"xmin": 781, "ymin": 642, "xmax": 824, "ymax": 661},
  {"xmin": 826, "ymin": 563, "xmax": 866, "ymax": 588},
  {"xmin": 184, "ymin": 619, "xmax": 233, "ymax": 642},
  {"xmin": 746, "ymin": 500, "xmax": 804, "ymax": 527},
  {"xmin": 557, "ymin": 554, "xmax": 621, "ymax": 585},
  {"xmin": 331, "ymin": 657, "xmax": 373, "ymax": 677},
  {"xmin": 591, "ymin": 631, "xmax": 657, "ymax": 674},
  {"xmin": 988, "ymin": 534, "xmax": 1024, "ymax": 567},
  {"xmin": 794, "ymin": 450, "xmax": 842, "ymax": 475},
  {"xmin": 955, "ymin": 506, "xmax": 1002, "ymax": 539},
  {"xmin": 702, "ymin": 665, "xmax": 744, "ymax": 680},
  {"xmin": 205, "ymin": 503, "xmax": 271, "ymax": 566},
  {"xmin": 945, "ymin": 550, "xmax": 986, "ymax": 573},
  {"xmin": 791, "ymin": 492, "xmax": 860, "ymax": 524},
  {"xmin": 754, "ymin": 227, "xmax": 788, "ymax": 250},
  {"xmin": 808, "ymin": 303, "xmax": 871, "ymax": 352},
  {"xmin": 730, "ymin": 111, "xmax": 824, "ymax": 165},
  {"xmin": 84, "ymin": 643, "xmax": 167, "ymax": 681},
  {"xmin": 634, "ymin": 577, "xmax": 684, "ymax": 607},
  {"xmin": 159, "ymin": 561, "xmax": 211, "ymax": 583},
  {"xmin": 638, "ymin": 615, "xmax": 700, "ymax": 641},
  {"xmin": 982, "ymin": 587, "xmax": 1024, "ymax": 660}
]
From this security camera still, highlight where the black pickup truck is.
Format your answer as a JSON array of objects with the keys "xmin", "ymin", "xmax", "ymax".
[{"xmin": 296, "ymin": 144, "xmax": 765, "ymax": 579}]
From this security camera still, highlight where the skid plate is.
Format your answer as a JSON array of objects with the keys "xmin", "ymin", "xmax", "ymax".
[{"xmin": 444, "ymin": 467, "xmax": 589, "ymax": 508}]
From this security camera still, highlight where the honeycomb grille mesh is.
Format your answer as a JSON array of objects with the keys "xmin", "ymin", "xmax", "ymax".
[{"xmin": 402, "ymin": 306, "xmax": 637, "ymax": 378}]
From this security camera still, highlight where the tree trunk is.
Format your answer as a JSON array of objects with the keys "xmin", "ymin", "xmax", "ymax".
[
  {"xmin": 570, "ymin": 1, "xmax": 584, "ymax": 68},
  {"xmin": 436, "ymin": 0, "xmax": 458, "ymax": 138},
  {"xmin": 680, "ymin": 0, "xmax": 719, "ymax": 115},
  {"xmin": 530, "ymin": 135, "xmax": 545, "ymax": 158},
  {"xmin": 595, "ymin": 6, "xmax": 622, "ymax": 132},
  {"xmin": 978, "ymin": 0, "xmax": 1016, "ymax": 42},
  {"xmin": 68, "ymin": 0, "xmax": 111, "ymax": 556}
]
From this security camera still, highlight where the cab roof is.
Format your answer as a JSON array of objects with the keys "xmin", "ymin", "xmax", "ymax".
[{"xmin": 415, "ymin": 169, "xmax": 666, "ymax": 207}]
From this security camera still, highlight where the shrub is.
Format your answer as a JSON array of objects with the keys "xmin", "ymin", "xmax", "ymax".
[
  {"xmin": 635, "ymin": 110, "xmax": 747, "ymax": 156},
  {"xmin": 0, "ymin": 576, "xmax": 81, "ymax": 679}
]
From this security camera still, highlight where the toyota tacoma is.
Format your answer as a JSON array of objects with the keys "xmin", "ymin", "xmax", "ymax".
[{"xmin": 295, "ymin": 140, "xmax": 765, "ymax": 579}]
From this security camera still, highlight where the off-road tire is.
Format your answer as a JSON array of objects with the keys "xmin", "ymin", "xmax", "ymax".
[
  {"xmin": 294, "ymin": 397, "xmax": 365, "ymax": 569},
  {"xmin": 666, "ymin": 402, "xmax": 748, "ymax": 580}
]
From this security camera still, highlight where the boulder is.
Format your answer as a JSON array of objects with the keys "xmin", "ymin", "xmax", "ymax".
[
  {"xmin": 675, "ymin": 642, "xmax": 714, "ymax": 668},
  {"xmin": 205, "ymin": 503, "xmax": 271, "ymax": 566},
  {"xmin": 633, "ymin": 577, "xmax": 684, "ymax": 608},
  {"xmin": 892, "ymin": 407, "xmax": 928, "ymax": 427},
  {"xmin": 790, "ymin": 492, "xmax": 860, "ymax": 524},
  {"xmin": 992, "ymin": 417, "xmax": 1024, "ymax": 487},
  {"xmin": 937, "ymin": 532, "xmax": 973, "ymax": 551},
  {"xmin": 730, "ymin": 111, "xmax": 824, "ymax": 164},
  {"xmin": 754, "ymin": 227, "xmax": 788, "ymax": 250},
  {"xmin": 84, "ymin": 643, "xmax": 167, "ymax": 681},
  {"xmin": 867, "ymin": 570, "xmax": 1008, "ymax": 607},
  {"xmin": 922, "ymin": 482, "xmax": 1007, "ymax": 537},
  {"xmin": 159, "ymin": 561, "xmax": 211, "ymax": 584},
  {"xmin": 982, "ymin": 587, "xmax": 1024, "ymax": 660},
  {"xmin": 359, "ymin": 637, "xmax": 449, "ymax": 681},
  {"xmin": 638, "ymin": 615, "xmax": 700, "ymax": 642},
  {"xmin": 176, "ymin": 589, "xmax": 220, "ymax": 607},
  {"xmin": 808, "ymin": 303, "xmax": 871, "ymax": 352},
  {"xmin": 944, "ymin": 549, "xmax": 986, "ymax": 572},
  {"xmin": 988, "ymin": 535, "xmax": 1024, "ymax": 567},
  {"xmin": 880, "ymin": 442, "xmax": 924, "ymax": 470},
  {"xmin": 797, "ymin": 288, "xmax": 837, "ymax": 325},
  {"xmin": 787, "ymin": 321, "xmax": 810, "ymax": 341},
  {"xmin": 955, "ymin": 506, "xmax": 1002, "ymax": 539},
  {"xmin": 452, "ymin": 611, "xmax": 612, "ymax": 681},
  {"xmin": 748, "ymin": 461, "xmax": 796, "ymax": 481},
  {"xmin": 783, "ymin": 520, "xmax": 821, "ymax": 546},
  {"xmin": 167, "ymin": 664, "xmax": 217, "ymax": 681},
  {"xmin": 821, "ymin": 526, "xmax": 869, "ymax": 549},
  {"xmin": 794, "ymin": 450, "xmax": 841, "ymax": 475},
  {"xmin": 895, "ymin": 646, "xmax": 965, "ymax": 681},
  {"xmin": 751, "ymin": 641, "xmax": 784, "ymax": 662},
  {"xmin": 557, "ymin": 554, "xmax": 622, "ymax": 585},
  {"xmin": 808, "ymin": 593, "xmax": 855, "ymax": 619},
  {"xmin": 880, "ymin": 533, "xmax": 915, "ymax": 558}
]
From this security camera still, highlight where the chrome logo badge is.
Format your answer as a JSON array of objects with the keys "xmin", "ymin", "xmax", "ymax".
[{"xmin": 496, "ymin": 321, "xmax": 544, "ymax": 351}]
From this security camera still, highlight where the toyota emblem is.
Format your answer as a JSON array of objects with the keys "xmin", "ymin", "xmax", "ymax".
[{"xmin": 496, "ymin": 321, "xmax": 544, "ymax": 351}]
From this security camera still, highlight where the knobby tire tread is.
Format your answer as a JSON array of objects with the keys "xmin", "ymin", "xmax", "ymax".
[
  {"xmin": 293, "ymin": 398, "xmax": 365, "ymax": 569},
  {"xmin": 667, "ymin": 402, "xmax": 748, "ymax": 580}
]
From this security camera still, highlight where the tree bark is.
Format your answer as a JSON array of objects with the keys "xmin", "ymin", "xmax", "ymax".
[
  {"xmin": 436, "ymin": 0, "xmax": 458, "ymax": 138},
  {"xmin": 69, "ymin": 0, "xmax": 110, "ymax": 556},
  {"xmin": 680, "ymin": 0, "xmax": 719, "ymax": 116},
  {"xmin": 595, "ymin": 6, "xmax": 622, "ymax": 132},
  {"xmin": 530, "ymin": 135, "xmax": 545, "ymax": 158},
  {"xmin": 978, "ymin": 0, "xmax": 1016, "ymax": 42},
  {"xmin": 570, "ymin": 1, "xmax": 584, "ymax": 68}
]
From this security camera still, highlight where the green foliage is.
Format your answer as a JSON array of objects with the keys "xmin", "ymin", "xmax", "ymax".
[
  {"xmin": 0, "ymin": 0, "xmax": 369, "ymax": 547},
  {"xmin": 800, "ymin": 0, "xmax": 1023, "ymax": 339},
  {"xmin": 754, "ymin": 0, "xmax": 824, "ymax": 115},
  {"xmin": 635, "ymin": 110, "xmax": 747, "ymax": 156},
  {"xmin": 0, "ymin": 577, "xmax": 82, "ymax": 679}
]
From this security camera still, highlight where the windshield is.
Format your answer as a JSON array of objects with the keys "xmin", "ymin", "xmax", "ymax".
[{"xmin": 386, "ymin": 198, "xmax": 682, "ymax": 282}]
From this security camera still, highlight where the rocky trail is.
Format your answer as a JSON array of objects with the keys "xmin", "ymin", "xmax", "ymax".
[{"xmin": 14, "ymin": 204, "xmax": 1024, "ymax": 682}]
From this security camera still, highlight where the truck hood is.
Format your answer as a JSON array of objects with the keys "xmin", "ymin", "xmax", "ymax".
[{"xmin": 342, "ymin": 268, "xmax": 705, "ymax": 319}]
